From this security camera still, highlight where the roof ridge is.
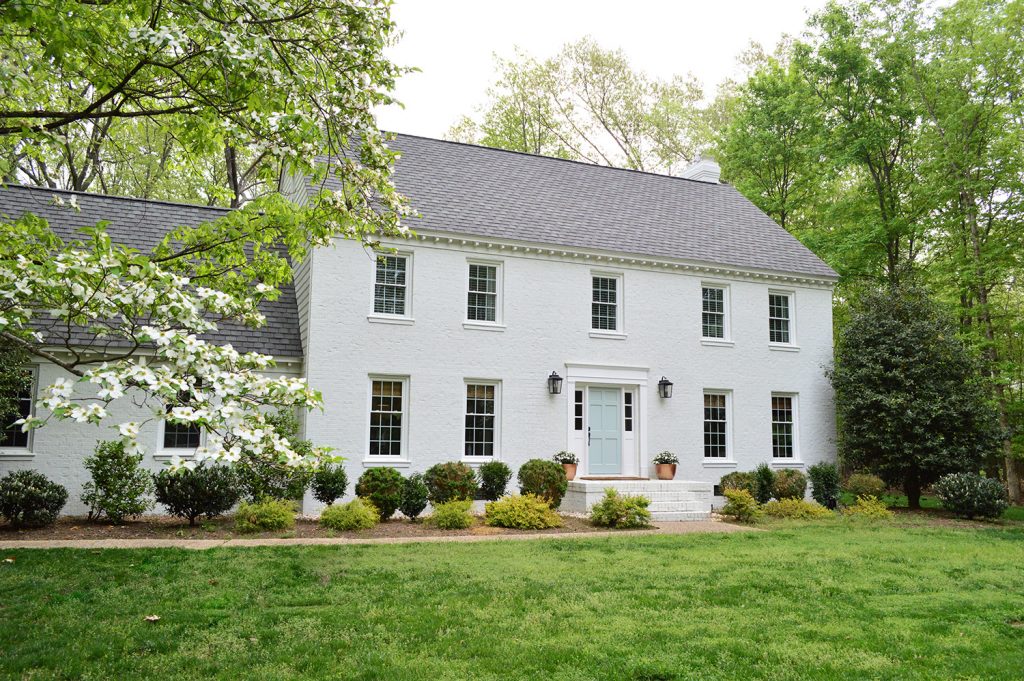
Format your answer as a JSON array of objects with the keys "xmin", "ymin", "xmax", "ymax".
[
  {"xmin": 385, "ymin": 131, "xmax": 727, "ymax": 187},
  {"xmin": 0, "ymin": 183, "xmax": 232, "ymax": 214}
]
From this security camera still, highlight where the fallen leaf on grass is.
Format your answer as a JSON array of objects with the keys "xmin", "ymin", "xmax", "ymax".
[
  {"xmin": 144, "ymin": 615, "xmax": 161, "ymax": 622},
  {"xmin": 3, "ymin": 557, "xmax": 14, "ymax": 563}
]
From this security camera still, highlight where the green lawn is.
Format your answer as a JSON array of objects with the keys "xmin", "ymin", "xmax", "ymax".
[{"xmin": 3, "ymin": 522, "xmax": 1024, "ymax": 680}]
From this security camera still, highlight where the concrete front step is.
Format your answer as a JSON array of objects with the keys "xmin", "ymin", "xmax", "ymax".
[
  {"xmin": 562, "ymin": 479, "xmax": 715, "ymax": 520},
  {"xmin": 651, "ymin": 511, "xmax": 712, "ymax": 521},
  {"xmin": 647, "ymin": 501, "xmax": 708, "ymax": 513}
]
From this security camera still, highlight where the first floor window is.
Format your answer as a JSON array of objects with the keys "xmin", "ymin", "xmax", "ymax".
[
  {"xmin": 592, "ymin": 275, "xmax": 619, "ymax": 331},
  {"xmin": 703, "ymin": 392, "xmax": 728, "ymax": 458},
  {"xmin": 772, "ymin": 395, "xmax": 795, "ymax": 458},
  {"xmin": 369, "ymin": 379, "xmax": 405, "ymax": 457},
  {"xmin": 464, "ymin": 383, "xmax": 497, "ymax": 457},
  {"xmin": 0, "ymin": 369, "xmax": 33, "ymax": 448},
  {"xmin": 373, "ymin": 254, "xmax": 408, "ymax": 316},
  {"xmin": 702, "ymin": 287, "xmax": 725, "ymax": 339},
  {"xmin": 769, "ymin": 293, "xmax": 792, "ymax": 344},
  {"xmin": 163, "ymin": 385, "xmax": 202, "ymax": 449},
  {"xmin": 467, "ymin": 263, "xmax": 498, "ymax": 322}
]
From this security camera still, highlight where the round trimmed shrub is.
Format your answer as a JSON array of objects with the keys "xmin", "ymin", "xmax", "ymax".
[
  {"xmin": 233, "ymin": 498, "xmax": 295, "ymax": 533},
  {"xmin": 311, "ymin": 464, "xmax": 348, "ymax": 506},
  {"xmin": 589, "ymin": 489, "xmax": 652, "ymax": 529},
  {"xmin": 426, "ymin": 499, "xmax": 474, "ymax": 530},
  {"xmin": 720, "ymin": 471, "xmax": 757, "ymax": 496},
  {"xmin": 808, "ymin": 462, "xmax": 841, "ymax": 508},
  {"xmin": 423, "ymin": 462, "xmax": 477, "ymax": 504},
  {"xmin": 0, "ymin": 470, "xmax": 68, "ymax": 527},
  {"xmin": 320, "ymin": 499, "xmax": 378, "ymax": 531},
  {"xmin": 399, "ymin": 473, "xmax": 429, "ymax": 520},
  {"xmin": 844, "ymin": 473, "xmax": 886, "ymax": 499},
  {"xmin": 772, "ymin": 469, "xmax": 807, "ymax": 500},
  {"xmin": 153, "ymin": 462, "xmax": 240, "ymax": 526},
  {"xmin": 82, "ymin": 440, "xmax": 154, "ymax": 523},
  {"xmin": 933, "ymin": 473, "xmax": 1008, "ymax": 520},
  {"xmin": 485, "ymin": 494, "xmax": 562, "ymax": 529},
  {"xmin": 517, "ymin": 459, "xmax": 568, "ymax": 508},
  {"xmin": 477, "ymin": 460, "xmax": 512, "ymax": 501},
  {"xmin": 355, "ymin": 467, "xmax": 404, "ymax": 520}
]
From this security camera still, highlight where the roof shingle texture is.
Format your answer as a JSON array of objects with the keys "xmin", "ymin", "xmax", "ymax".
[
  {"xmin": 310, "ymin": 134, "xmax": 836, "ymax": 279},
  {"xmin": 0, "ymin": 185, "xmax": 302, "ymax": 358}
]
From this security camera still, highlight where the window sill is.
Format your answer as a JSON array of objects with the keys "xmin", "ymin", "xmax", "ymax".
[
  {"xmin": 589, "ymin": 331, "xmax": 627, "ymax": 340},
  {"xmin": 367, "ymin": 314, "xmax": 415, "ymax": 326},
  {"xmin": 701, "ymin": 460, "xmax": 738, "ymax": 468},
  {"xmin": 461, "ymin": 457, "xmax": 496, "ymax": 465},
  {"xmin": 463, "ymin": 321, "xmax": 506, "ymax": 332},
  {"xmin": 0, "ymin": 450, "xmax": 34, "ymax": 461},
  {"xmin": 770, "ymin": 460, "xmax": 804, "ymax": 468},
  {"xmin": 769, "ymin": 343, "xmax": 800, "ymax": 352},
  {"xmin": 362, "ymin": 458, "xmax": 411, "ymax": 468},
  {"xmin": 700, "ymin": 338, "xmax": 734, "ymax": 347},
  {"xmin": 153, "ymin": 451, "xmax": 196, "ymax": 462}
]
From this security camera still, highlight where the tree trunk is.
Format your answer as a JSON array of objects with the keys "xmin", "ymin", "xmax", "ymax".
[{"xmin": 905, "ymin": 477, "xmax": 922, "ymax": 510}]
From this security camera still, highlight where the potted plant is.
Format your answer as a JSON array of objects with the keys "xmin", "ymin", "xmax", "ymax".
[
  {"xmin": 552, "ymin": 451, "xmax": 579, "ymax": 481},
  {"xmin": 653, "ymin": 451, "xmax": 678, "ymax": 480}
]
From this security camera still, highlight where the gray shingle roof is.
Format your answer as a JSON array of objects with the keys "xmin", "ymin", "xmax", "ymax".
[
  {"xmin": 310, "ymin": 133, "xmax": 836, "ymax": 279},
  {"xmin": 0, "ymin": 185, "xmax": 302, "ymax": 358}
]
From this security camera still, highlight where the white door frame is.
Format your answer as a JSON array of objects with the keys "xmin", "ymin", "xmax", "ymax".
[{"xmin": 565, "ymin": 362, "xmax": 649, "ymax": 478}]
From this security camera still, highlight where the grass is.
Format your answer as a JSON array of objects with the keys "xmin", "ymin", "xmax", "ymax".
[{"xmin": 2, "ymin": 522, "xmax": 1024, "ymax": 680}]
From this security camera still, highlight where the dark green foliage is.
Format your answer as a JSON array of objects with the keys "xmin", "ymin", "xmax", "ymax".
[
  {"xmin": 477, "ymin": 460, "xmax": 512, "ymax": 501},
  {"xmin": 0, "ymin": 342, "xmax": 29, "ymax": 432},
  {"xmin": 423, "ymin": 462, "xmax": 478, "ymax": 504},
  {"xmin": 933, "ymin": 473, "xmax": 1008, "ymax": 520},
  {"xmin": 355, "ymin": 467, "xmax": 404, "ymax": 520},
  {"xmin": 588, "ymin": 489, "xmax": 652, "ymax": 528},
  {"xmin": 399, "ymin": 473, "xmax": 429, "ymax": 520},
  {"xmin": 808, "ymin": 462, "xmax": 841, "ymax": 508},
  {"xmin": 753, "ymin": 463, "xmax": 775, "ymax": 504},
  {"xmin": 720, "ymin": 471, "xmax": 757, "ymax": 496},
  {"xmin": 236, "ymin": 411, "xmax": 313, "ymax": 502},
  {"xmin": 310, "ymin": 464, "xmax": 348, "ymax": 506},
  {"xmin": 772, "ymin": 469, "xmax": 807, "ymax": 500},
  {"xmin": 844, "ymin": 473, "xmax": 887, "ymax": 499},
  {"xmin": 828, "ymin": 287, "xmax": 1002, "ymax": 508},
  {"xmin": 517, "ymin": 459, "xmax": 568, "ymax": 508},
  {"xmin": 153, "ymin": 462, "xmax": 240, "ymax": 526},
  {"xmin": 0, "ymin": 469, "xmax": 67, "ymax": 527},
  {"xmin": 82, "ymin": 440, "xmax": 154, "ymax": 523},
  {"xmin": 233, "ymin": 499, "xmax": 295, "ymax": 533}
]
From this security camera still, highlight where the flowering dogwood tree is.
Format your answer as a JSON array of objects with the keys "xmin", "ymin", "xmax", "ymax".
[{"xmin": 0, "ymin": 1, "xmax": 411, "ymax": 470}]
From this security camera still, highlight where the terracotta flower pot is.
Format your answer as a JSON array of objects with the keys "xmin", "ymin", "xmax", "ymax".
[
  {"xmin": 562, "ymin": 463, "xmax": 577, "ymax": 481},
  {"xmin": 655, "ymin": 463, "xmax": 677, "ymax": 480}
]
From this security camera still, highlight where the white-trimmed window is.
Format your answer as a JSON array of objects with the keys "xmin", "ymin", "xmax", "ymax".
[
  {"xmin": 772, "ymin": 394, "xmax": 797, "ymax": 458},
  {"xmin": 162, "ymin": 385, "xmax": 202, "ymax": 450},
  {"xmin": 373, "ymin": 254, "xmax": 409, "ymax": 316},
  {"xmin": 769, "ymin": 292, "xmax": 793, "ymax": 344},
  {"xmin": 464, "ymin": 382, "xmax": 499, "ymax": 457},
  {"xmin": 0, "ymin": 368, "xmax": 34, "ymax": 449},
  {"xmin": 467, "ymin": 262, "xmax": 500, "ymax": 323},
  {"xmin": 592, "ymin": 274, "xmax": 621, "ymax": 331},
  {"xmin": 369, "ymin": 378, "xmax": 407, "ymax": 457},
  {"xmin": 702, "ymin": 286, "xmax": 728, "ymax": 339},
  {"xmin": 703, "ymin": 391, "xmax": 730, "ymax": 458}
]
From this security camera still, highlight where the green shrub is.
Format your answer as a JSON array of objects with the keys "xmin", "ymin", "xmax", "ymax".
[
  {"xmin": 720, "ymin": 471, "xmax": 757, "ymax": 496},
  {"xmin": 841, "ymin": 495, "xmax": 895, "ymax": 519},
  {"xmin": 423, "ymin": 462, "xmax": 478, "ymax": 504},
  {"xmin": 933, "ymin": 473, "xmax": 1008, "ymax": 520},
  {"xmin": 589, "ymin": 488, "xmax": 652, "ymax": 529},
  {"xmin": 761, "ymin": 498, "xmax": 833, "ymax": 520},
  {"xmin": 153, "ymin": 462, "xmax": 240, "ymax": 526},
  {"xmin": 355, "ymin": 467, "xmax": 404, "ymax": 520},
  {"xmin": 477, "ymin": 460, "xmax": 512, "ymax": 501},
  {"xmin": 844, "ymin": 473, "xmax": 886, "ymax": 499},
  {"xmin": 0, "ymin": 470, "xmax": 68, "ymax": 527},
  {"xmin": 82, "ymin": 440, "xmax": 154, "ymax": 524},
  {"xmin": 721, "ymin": 488, "xmax": 760, "ymax": 522},
  {"xmin": 235, "ymin": 412, "xmax": 313, "ymax": 502},
  {"xmin": 753, "ymin": 463, "xmax": 775, "ymax": 504},
  {"xmin": 310, "ymin": 464, "xmax": 348, "ymax": 505},
  {"xmin": 517, "ymin": 459, "xmax": 568, "ymax": 508},
  {"xmin": 426, "ymin": 499, "xmax": 474, "ymax": 530},
  {"xmin": 399, "ymin": 473, "xmax": 429, "ymax": 519},
  {"xmin": 772, "ymin": 469, "xmax": 807, "ymax": 500},
  {"xmin": 485, "ymin": 494, "xmax": 562, "ymax": 529},
  {"xmin": 808, "ymin": 462, "xmax": 841, "ymax": 508},
  {"xmin": 233, "ymin": 498, "xmax": 295, "ymax": 533},
  {"xmin": 319, "ymin": 498, "xmax": 378, "ymax": 531}
]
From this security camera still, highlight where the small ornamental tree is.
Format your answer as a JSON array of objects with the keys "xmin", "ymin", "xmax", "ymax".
[
  {"xmin": 82, "ymin": 440, "xmax": 154, "ymax": 523},
  {"xmin": 828, "ymin": 286, "xmax": 1003, "ymax": 508}
]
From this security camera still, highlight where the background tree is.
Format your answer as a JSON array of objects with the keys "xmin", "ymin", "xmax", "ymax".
[{"xmin": 828, "ymin": 286, "xmax": 1002, "ymax": 508}]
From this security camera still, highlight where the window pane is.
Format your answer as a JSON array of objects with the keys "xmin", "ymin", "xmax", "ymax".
[
  {"xmin": 592, "ymin": 277, "xmax": 617, "ymax": 331},
  {"xmin": 467, "ymin": 264, "xmax": 498, "ymax": 322},
  {"xmin": 703, "ymin": 393, "xmax": 728, "ymax": 458},
  {"xmin": 373, "ymin": 255, "xmax": 407, "ymax": 315},
  {"xmin": 574, "ymin": 390, "xmax": 583, "ymax": 431},
  {"xmin": 769, "ymin": 294, "xmax": 791, "ymax": 343},
  {"xmin": 465, "ymin": 383, "xmax": 496, "ymax": 457},
  {"xmin": 0, "ymin": 370, "xmax": 33, "ymax": 448},
  {"xmin": 624, "ymin": 391, "xmax": 633, "ymax": 432},
  {"xmin": 702, "ymin": 287, "xmax": 725, "ymax": 339},
  {"xmin": 772, "ymin": 395, "xmax": 794, "ymax": 458},
  {"xmin": 369, "ymin": 380, "xmax": 404, "ymax": 456}
]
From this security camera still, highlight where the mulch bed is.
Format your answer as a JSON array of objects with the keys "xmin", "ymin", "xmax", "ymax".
[{"xmin": 0, "ymin": 513, "xmax": 649, "ymax": 541}]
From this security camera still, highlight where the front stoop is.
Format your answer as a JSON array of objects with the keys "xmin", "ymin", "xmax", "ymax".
[{"xmin": 561, "ymin": 479, "xmax": 714, "ymax": 521}]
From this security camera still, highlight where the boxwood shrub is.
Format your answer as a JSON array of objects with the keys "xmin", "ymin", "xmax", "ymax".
[
  {"xmin": 753, "ymin": 463, "xmax": 775, "ymax": 504},
  {"xmin": 153, "ymin": 462, "xmax": 240, "ymax": 526},
  {"xmin": 844, "ymin": 473, "xmax": 886, "ymax": 499},
  {"xmin": 808, "ymin": 462, "xmax": 841, "ymax": 508},
  {"xmin": 772, "ymin": 469, "xmax": 807, "ymax": 500},
  {"xmin": 720, "ymin": 471, "xmax": 757, "ymax": 496},
  {"xmin": 399, "ymin": 473, "xmax": 429, "ymax": 520},
  {"xmin": 485, "ymin": 494, "xmax": 562, "ymax": 529},
  {"xmin": 310, "ymin": 464, "xmax": 348, "ymax": 506},
  {"xmin": 423, "ymin": 462, "xmax": 477, "ymax": 504},
  {"xmin": 933, "ymin": 472, "xmax": 1008, "ymax": 520},
  {"xmin": 517, "ymin": 459, "xmax": 568, "ymax": 508},
  {"xmin": 477, "ymin": 460, "xmax": 512, "ymax": 501},
  {"xmin": 320, "ymin": 498, "xmax": 378, "ymax": 531},
  {"xmin": 355, "ymin": 467, "xmax": 404, "ymax": 520},
  {"xmin": 0, "ymin": 470, "xmax": 68, "ymax": 527}
]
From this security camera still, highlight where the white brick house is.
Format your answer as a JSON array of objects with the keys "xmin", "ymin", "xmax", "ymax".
[{"xmin": 0, "ymin": 134, "xmax": 838, "ymax": 518}]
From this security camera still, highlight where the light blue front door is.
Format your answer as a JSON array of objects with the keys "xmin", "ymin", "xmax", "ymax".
[{"xmin": 588, "ymin": 387, "xmax": 621, "ymax": 475}]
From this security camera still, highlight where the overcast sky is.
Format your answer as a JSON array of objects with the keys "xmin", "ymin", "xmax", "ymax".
[{"xmin": 374, "ymin": 0, "xmax": 830, "ymax": 139}]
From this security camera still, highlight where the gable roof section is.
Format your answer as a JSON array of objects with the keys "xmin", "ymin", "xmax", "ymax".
[
  {"xmin": 0, "ymin": 185, "xmax": 302, "ymax": 358},
  {"xmin": 309, "ymin": 133, "xmax": 837, "ymax": 280}
]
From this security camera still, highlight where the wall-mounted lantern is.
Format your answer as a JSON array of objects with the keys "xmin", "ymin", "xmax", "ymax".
[
  {"xmin": 547, "ymin": 371, "xmax": 564, "ymax": 395},
  {"xmin": 658, "ymin": 376, "xmax": 674, "ymax": 399}
]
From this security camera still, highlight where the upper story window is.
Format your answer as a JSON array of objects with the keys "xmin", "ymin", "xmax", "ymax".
[
  {"xmin": 702, "ymin": 286, "xmax": 727, "ymax": 339},
  {"xmin": 369, "ymin": 377, "xmax": 406, "ymax": 457},
  {"xmin": 772, "ymin": 394, "xmax": 796, "ymax": 458},
  {"xmin": 467, "ymin": 263, "xmax": 499, "ymax": 323},
  {"xmin": 0, "ymin": 369, "xmax": 34, "ymax": 449},
  {"xmin": 373, "ymin": 254, "xmax": 408, "ymax": 316},
  {"xmin": 592, "ymin": 275, "xmax": 620, "ymax": 331},
  {"xmin": 465, "ymin": 382, "xmax": 498, "ymax": 457},
  {"xmin": 703, "ymin": 391, "xmax": 729, "ymax": 458},
  {"xmin": 769, "ymin": 292, "xmax": 793, "ymax": 344}
]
